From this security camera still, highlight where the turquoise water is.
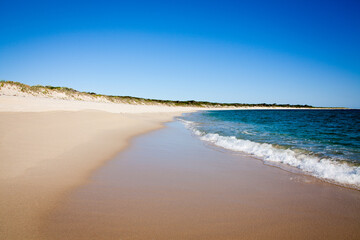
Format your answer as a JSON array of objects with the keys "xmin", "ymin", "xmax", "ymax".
[{"xmin": 181, "ymin": 110, "xmax": 360, "ymax": 188}]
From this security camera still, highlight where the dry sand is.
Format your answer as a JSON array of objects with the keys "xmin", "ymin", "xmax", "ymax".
[
  {"xmin": 0, "ymin": 95, "xmax": 203, "ymax": 113},
  {"xmin": 0, "ymin": 95, "xmax": 196, "ymax": 239}
]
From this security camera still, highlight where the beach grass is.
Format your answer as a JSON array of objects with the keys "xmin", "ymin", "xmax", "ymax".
[{"xmin": 0, "ymin": 80, "xmax": 323, "ymax": 108}]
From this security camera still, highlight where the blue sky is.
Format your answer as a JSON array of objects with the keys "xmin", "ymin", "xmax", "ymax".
[{"xmin": 0, "ymin": 0, "xmax": 359, "ymax": 108}]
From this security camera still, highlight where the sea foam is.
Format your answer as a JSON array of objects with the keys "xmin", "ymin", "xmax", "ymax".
[{"xmin": 181, "ymin": 120, "xmax": 360, "ymax": 188}]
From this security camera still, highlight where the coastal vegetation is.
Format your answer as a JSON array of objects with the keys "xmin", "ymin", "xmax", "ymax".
[{"xmin": 0, "ymin": 80, "xmax": 322, "ymax": 108}]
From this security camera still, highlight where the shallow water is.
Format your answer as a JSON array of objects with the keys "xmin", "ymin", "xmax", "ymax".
[{"xmin": 181, "ymin": 110, "xmax": 360, "ymax": 188}]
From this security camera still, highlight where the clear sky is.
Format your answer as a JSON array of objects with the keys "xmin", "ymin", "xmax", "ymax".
[{"xmin": 0, "ymin": 0, "xmax": 359, "ymax": 108}]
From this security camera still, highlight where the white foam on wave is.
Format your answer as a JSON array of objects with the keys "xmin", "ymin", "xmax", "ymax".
[
  {"xmin": 242, "ymin": 130, "xmax": 255, "ymax": 135},
  {"xmin": 181, "ymin": 120, "xmax": 360, "ymax": 188}
]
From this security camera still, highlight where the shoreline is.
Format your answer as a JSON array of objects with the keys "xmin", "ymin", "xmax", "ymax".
[
  {"xmin": 43, "ymin": 120, "xmax": 360, "ymax": 239},
  {"xmin": 182, "ymin": 110, "xmax": 360, "ymax": 191}
]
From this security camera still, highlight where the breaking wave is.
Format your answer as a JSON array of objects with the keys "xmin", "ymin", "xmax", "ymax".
[{"xmin": 181, "ymin": 119, "xmax": 360, "ymax": 188}]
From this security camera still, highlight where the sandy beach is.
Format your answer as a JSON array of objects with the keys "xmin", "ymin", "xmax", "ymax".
[
  {"xmin": 1, "ymin": 94, "xmax": 359, "ymax": 240},
  {"xmin": 0, "ymin": 95, "xmax": 197, "ymax": 239},
  {"xmin": 43, "ymin": 121, "xmax": 360, "ymax": 240},
  {"xmin": 1, "ymin": 1, "xmax": 358, "ymax": 238}
]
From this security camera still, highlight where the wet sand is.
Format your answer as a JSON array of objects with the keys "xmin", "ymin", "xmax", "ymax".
[
  {"xmin": 43, "ymin": 121, "xmax": 360, "ymax": 240},
  {"xmin": 0, "ymin": 111, "xmax": 184, "ymax": 240}
]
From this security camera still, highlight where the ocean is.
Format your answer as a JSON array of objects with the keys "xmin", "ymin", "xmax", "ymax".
[{"xmin": 181, "ymin": 109, "xmax": 360, "ymax": 189}]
